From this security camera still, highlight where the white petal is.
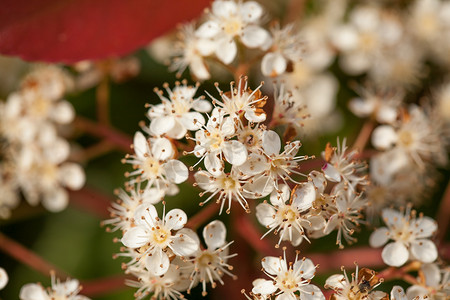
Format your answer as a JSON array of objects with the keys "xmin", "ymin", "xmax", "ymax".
[
  {"xmin": 323, "ymin": 215, "xmax": 340, "ymax": 235},
  {"xmin": 251, "ymin": 279, "xmax": 277, "ymax": 295},
  {"xmin": 421, "ymin": 263, "xmax": 441, "ymax": 287},
  {"xmin": 212, "ymin": 1, "xmax": 237, "ymax": 18},
  {"xmin": 194, "ymin": 170, "xmax": 214, "ymax": 190},
  {"xmin": 269, "ymin": 184, "xmax": 290, "ymax": 206},
  {"xmin": 406, "ymin": 285, "xmax": 429, "ymax": 299},
  {"xmin": 410, "ymin": 240, "xmax": 438, "ymax": 263},
  {"xmin": 381, "ymin": 208, "xmax": 404, "ymax": 227},
  {"xmin": 241, "ymin": 1, "xmax": 263, "ymax": 22},
  {"xmin": 19, "ymin": 283, "xmax": 48, "ymax": 300},
  {"xmin": 165, "ymin": 208, "xmax": 187, "ymax": 230},
  {"xmin": 196, "ymin": 20, "xmax": 221, "ymax": 39},
  {"xmin": 390, "ymin": 286, "xmax": 407, "ymax": 300},
  {"xmin": 59, "ymin": 163, "xmax": 85, "ymax": 190},
  {"xmin": 134, "ymin": 203, "xmax": 158, "ymax": 227},
  {"xmin": 171, "ymin": 228, "xmax": 200, "ymax": 256},
  {"xmin": 377, "ymin": 105, "xmax": 398, "ymax": 124},
  {"xmin": 203, "ymin": 220, "xmax": 227, "ymax": 250},
  {"xmin": 151, "ymin": 137, "xmax": 174, "ymax": 161},
  {"xmin": 190, "ymin": 56, "xmax": 210, "ymax": 81},
  {"xmin": 256, "ymin": 203, "xmax": 277, "ymax": 227},
  {"xmin": 293, "ymin": 258, "xmax": 316, "ymax": 280},
  {"xmin": 330, "ymin": 25, "xmax": 358, "ymax": 51},
  {"xmin": 133, "ymin": 131, "xmax": 148, "ymax": 159},
  {"xmin": 145, "ymin": 250, "xmax": 170, "ymax": 276},
  {"xmin": 348, "ymin": 97, "xmax": 375, "ymax": 117},
  {"xmin": 369, "ymin": 227, "xmax": 390, "ymax": 248},
  {"xmin": 237, "ymin": 153, "xmax": 268, "ymax": 176},
  {"xmin": 322, "ymin": 163, "xmax": 341, "ymax": 182},
  {"xmin": 150, "ymin": 116, "xmax": 176, "ymax": 136},
  {"xmin": 42, "ymin": 188, "xmax": 69, "ymax": 212},
  {"xmin": 243, "ymin": 175, "xmax": 274, "ymax": 198},
  {"xmin": 325, "ymin": 274, "xmax": 345, "ymax": 290},
  {"xmin": 300, "ymin": 284, "xmax": 325, "ymax": 300},
  {"xmin": 291, "ymin": 182, "xmax": 315, "ymax": 212},
  {"xmin": 163, "ymin": 160, "xmax": 188, "ymax": 184},
  {"xmin": 165, "ymin": 120, "xmax": 186, "ymax": 140},
  {"xmin": 192, "ymin": 99, "xmax": 212, "ymax": 113},
  {"xmin": 241, "ymin": 26, "xmax": 271, "ymax": 48},
  {"xmin": 262, "ymin": 130, "xmax": 281, "ymax": 156},
  {"xmin": 204, "ymin": 152, "xmax": 223, "ymax": 176},
  {"xmin": 382, "ymin": 242, "xmax": 409, "ymax": 267},
  {"xmin": 276, "ymin": 293, "xmax": 297, "ymax": 300},
  {"xmin": 308, "ymin": 171, "xmax": 327, "ymax": 194},
  {"xmin": 244, "ymin": 108, "xmax": 266, "ymax": 123},
  {"xmin": 261, "ymin": 256, "xmax": 283, "ymax": 275},
  {"xmin": 223, "ymin": 140, "xmax": 247, "ymax": 166},
  {"xmin": 121, "ymin": 226, "xmax": 149, "ymax": 248},
  {"xmin": 180, "ymin": 112, "xmax": 205, "ymax": 131},
  {"xmin": 261, "ymin": 52, "xmax": 287, "ymax": 77},
  {"xmin": 221, "ymin": 116, "xmax": 235, "ymax": 136},
  {"xmin": 0, "ymin": 267, "xmax": 8, "ymax": 290},
  {"xmin": 412, "ymin": 217, "xmax": 437, "ymax": 239},
  {"xmin": 372, "ymin": 125, "xmax": 397, "ymax": 150},
  {"xmin": 215, "ymin": 39, "xmax": 237, "ymax": 64}
]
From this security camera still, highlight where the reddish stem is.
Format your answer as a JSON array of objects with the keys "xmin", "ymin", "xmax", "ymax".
[
  {"xmin": 352, "ymin": 120, "xmax": 375, "ymax": 151},
  {"xmin": 81, "ymin": 274, "xmax": 130, "ymax": 297},
  {"xmin": 73, "ymin": 116, "xmax": 132, "ymax": 153},
  {"xmin": 185, "ymin": 202, "xmax": 220, "ymax": 230},
  {"xmin": 70, "ymin": 187, "xmax": 113, "ymax": 219},
  {"xmin": 0, "ymin": 232, "xmax": 66, "ymax": 278},
  {"xmin": 436, "ymin": 180, "xmax": 450, "ymax": 244},
  {"xmin": 234, "ymin": 213, "xmax": 278, "ymax": 257}
]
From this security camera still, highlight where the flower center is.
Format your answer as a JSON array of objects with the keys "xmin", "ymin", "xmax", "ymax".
[
  {"xmin": 397, "ymin": 130, "xmax": 414, "ymax": 148},
  {"xmin": 278, "ymin": 206, "xmax": 298, "ymax": 224},
  {"xmin": 223, "ymin": 17, "xmax": 242, "ymax": 36},
  {"xmin": 359, "ymin": 32, "xmax": 377, "ymax": 52},
  {"xmin": 143, "ymin": 157, "xmax": 161, "ymax": 179},
  {"xmin": 197, "ymin": 251, "xmax": 217, "ymax": 268},
  {"xmin": 276, "ymin": 270, "xmax": 298, "ymax": 292},
  {"xmin": 208, "ymin": 132, "xmax": 224, "ymax": 150},
  {"xmin": 150, "ymin": 226, "xmax": 171, "ymax": 248},
  {"xmin": 219, "ymin": 175, "xmax": 239, "ymax": 192},
  {"xmin": 30, "ymin": 97, "xmax": 50, "ymax": 118}
]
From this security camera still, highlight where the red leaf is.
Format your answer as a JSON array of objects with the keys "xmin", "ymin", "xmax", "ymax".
[{"xmin": 0, "ymin": 0, "xmax": 211, "ymax": 63}]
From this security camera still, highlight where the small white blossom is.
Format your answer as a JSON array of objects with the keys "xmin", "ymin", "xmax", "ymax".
[
  {"xmin": 0, "ymin": 267, "xmax": 7, "ymax": 290},
  {"xmin": 369, "ymin": 207, "xmax": 438, "ymax": 267},
  {"xmin": 196, "ymin": 0, "xmax": 271, "ymax": 64},
  {"xmin": 20, "ymin": 273, "xmax": 90, "ymax": 300},
  {"xmin": 252, "ymin": 250, "xmax": 324, "ymax": 300},
  {"xmin": 121, "ymin": 203, "xmax": 200, "ymax": 276}
]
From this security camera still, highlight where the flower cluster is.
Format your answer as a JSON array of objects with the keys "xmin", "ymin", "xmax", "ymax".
[{"xmin": 0, "ymin": 65, "xmax": 85, "ymax": 217}]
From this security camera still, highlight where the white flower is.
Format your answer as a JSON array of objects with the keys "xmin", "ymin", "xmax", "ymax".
[
  {"xmin": 390, "ymin": 286, "xmax": 407, "ymax": 300},
  {"xmin": 323, "ymin": 184, "xmax": 367, "ymax": 248},
  {"xmin": 238, "ymin": 130, "xmax": 308, "ymax": 193},
  {"xmin": 127, "ymin": 264, "xmax": 188, "ymax": 300},
  {"xmin": 406, "ymin": 263, "xmax": 450, "ymax": 300},
  {"xmin": 103, "ymin": 183, "xmax": 166, "ymax": 232},
  {"xmin": 256, "ymin": 183, "xmax": 315, "ymax": 246},
  {"xmin": 207, "ymin": 77, "xmax": 267, "ymax": 123},
  {"xmin": 20, "ymin": 273, "xmax": 90, "ymax": 300},
  {"xmin": 252, "ymin": 250, "xmax": 324, "ymax": 300},
  {"xmin": 145, "ymin": 81, "xmax": 212, "ymax": 139},
  {"xmin": 325, "ymin": 265, "xmax": 387, "ymax": 300},
  {"xmin": 170, "ymin": 23, "xmax": 216, "ymax": 80},
  {"xmin": 371, "ymin": 105, "xmax": 447, "ymax": 170},
  {"xmin": 0, "ymin": 267, "xmax": 8, "ymax": 290},
  {"xmin": 124, "ymin": 132, "xmax": 188, "ymax": 188},
  {"xmin": 192, "ymin": 108, "xmax": 247, "ymax": 173},
  {"xmin": 194, "ymin": 168, "xmax": 252, "ymax": 214},
  {"xmin": 261, "ymin": 24, "xmax": 303, "ymax": 77},
  {"xmin": 369, "ymin": 207, "xmax": 438, "ymax": 267},
  {"xmin": 196, "ymin": 0, "xmax": 271, "ymax": 64},
  {"xmin": 321, "ymin": 138, "xmax": 368, "ymax": 188},
  {"xmin": 185, "ymin": 220, "xmax": 237, "ymax": 296},
  {"xmin": 17, "ymin": 141, "xmax": 85, "ymax": 212},
  {"xmin": 121, "ymin": 203, "xmax": 200, "ymax": 276}
]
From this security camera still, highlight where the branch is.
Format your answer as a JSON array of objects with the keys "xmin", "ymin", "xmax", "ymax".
[
  {"xmin": 81, "ymin": 274, "xmax": 130, "ymax": 297},
  {"xmin": 352, "ymin": 120, "xmax": 375, "ymax": 151},
  {"xmin": 0, "ymin": 232, "xmax": 66, "ymax": 278},
  {"xmin": 69, "ymin": 187, "xmax": 113, "ymax": 219},
  {"xmin": 73, "ymin": 116, "xmax": 132, "ymax": 153},
  {"xmin": 436, "ymin": 180, "xmax": 450, "ymax": 244},
  {"xmin": 185, "ymin": 201, "xmax": 219, "ymax": 231}
]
